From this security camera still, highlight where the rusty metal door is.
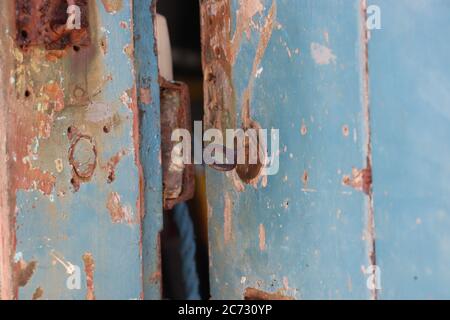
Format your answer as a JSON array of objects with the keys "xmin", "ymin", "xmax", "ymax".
[
  {"xmin": 201, "ymin": 0, "xmax": 450, "ymax": 300},
  {"xmin": 0, "ymin": 0, "xmax": 162, "ymax": 300}
]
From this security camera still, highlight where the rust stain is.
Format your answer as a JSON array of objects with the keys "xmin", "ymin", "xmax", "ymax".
[
  {"xmin": 13, "ymin": 259, "xmax": 37, "ymax": 288},
  {"xmin": 302, "ymin": 170, "xmax": 309, "ymax": 188},
  {"xmin": 259, "ymin": 224, "xmax": 266, "ymax": 251},
  {"xmin": 123, "ymin": 43, "xmax": 134, "ymax": 59},
  {"xmin": 0, "ymin": 1, "xmax": 16, "ymax": 299},
  {"xmin": 106, "ymin": 192, "xmax": 134, "ymax": 224},
  {"xmin": 32, "ymin": 287, "xmax": 44, "ymax": 300},
  {"xmin": 241, "ymin": 1, "xmax": 277, "ymax": 129},
  {"xmin": 101, "ymin": 0, "xmax": 123, "ymax": 14},
  {"xmin": 342, "ymin": 166, "xmax": 372, "ymax": 195},
  {"xmin": 140, "ymin": 87, "xmax": 152, "ymax": 105},
  {"xmin": 244, "ymin": 287, "xmax": 294, "ymax": 300},
  {"xmin": 342, "ymin": 124, "xmax": 350, "ymax": 137},
  {"xmin": 310, "ymin": 42, "xmax": 337, "ymax": 65},
  {"xmin": 103, "ymin": 149, "xmax": 128, "ymax": 183},
  {"xmin": 224, "ymin": 193, "xmax": 232, "ymax": 244},
  {"xmin": 201, "ymin": 0, "xmax": 236, "ymax": 133},
  {"xmin": 82, "ymin": 253, "xmax": 95, "ymax": 300}
]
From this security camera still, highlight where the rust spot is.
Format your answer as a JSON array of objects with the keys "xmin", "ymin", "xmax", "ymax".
[
  {"xmin": 69, "ymin": 134, "xmax": 97, "ymax": 190},
  {"xmin": 14, "ymin": 259, "xmax": 37, "ymax": 288},
  {"xmin": 301, "ymin": 122, "xmax": 308, "ymax": 136},
  {"xmin": 244, "ymin": 287, "xmax": 294, "ymax": 300},
  {"xmin": 100, "ymin": 37, "xmax": 108, "ymax": 56},
  {"xmin": 224, "ymin": 193, "xmax": 232, "ymax": 244},
  {"xmin": 32, "ymin": 287, "xmax": 44, "ymax": 300},
  {"xmin": 101, "ymin": 0, "xmax": 123, "ymax": 13},
  {"xmin": 342, "ymin": 166, "xmax": 372, "ymax": 195},
  {"xmin": 106, "ymin": 192, "xmax": 134, "ymax": 224},
  {"xmin": 342, "ymin": 125, "xmax": 350, "ymax": 137},
  {"xmin": 259, "ymin": 224, "xmax": 266, "ymax": 251},
  {"xmin": 302, "ymin": 170, "xmax": 309, "ymax": 187},
  {"xmin": 104, "ymin": 149, "xmax": 127, "ymax": 183},
  {"xmin": 82, "ymin": 253, "xmax": 95, "ymax": 300}
]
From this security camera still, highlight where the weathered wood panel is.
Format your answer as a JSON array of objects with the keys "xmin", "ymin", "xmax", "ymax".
[{"xmin": 202, "ymin": 0, "xmax": 374, "ymax": 299}]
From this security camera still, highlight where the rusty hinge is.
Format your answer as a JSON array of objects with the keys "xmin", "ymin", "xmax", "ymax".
[
  {"xmin": 160, "ymin": 79, "xmax": 195, "ymax": 210},
  {"xmin": 16, "ymin": 0, "xmax": 90, "ymax": 51}
]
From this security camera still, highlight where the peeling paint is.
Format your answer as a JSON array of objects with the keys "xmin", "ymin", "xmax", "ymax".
[
  {"xmin": 13, "ymin": 259, "xmax": 37, "ymax": 288},
  {"xmin": 106, "ymin": 192, "xmax": 135, "ymax": 224},
  {"xmin": 104, "ymin": 149, "xmax": 128, "ymax": 183},
  {"xmin": 244, "ymin": 287, "xmax": 294, "ymax": 300},
  {"xmin": 101, "ymin": 0, "xmax": 123, "ymax": 14},
  {"xmin": 342, "ymin": 167, "xmax": 372, "ymax": 195},
  {"xmin": 82, "ymin": 253, "xmax": 95, "ymax": 300},
  {"xmin": 32, "ymin": 287, "xmax": 44, "ymax": 300}
]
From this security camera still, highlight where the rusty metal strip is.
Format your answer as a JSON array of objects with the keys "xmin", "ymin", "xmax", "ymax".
[{"xmin": 160, "ymin": 79, "xmax": 195, "ymax": 210}]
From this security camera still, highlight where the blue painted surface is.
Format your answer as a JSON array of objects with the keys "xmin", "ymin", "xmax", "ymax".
[
  {"xmin": 205, "ymin": 0, "xmax": 373, "ymax": 299},
  {"xmin": 369, "ymin": 0, "xmax": 450, "ymax": 299}
]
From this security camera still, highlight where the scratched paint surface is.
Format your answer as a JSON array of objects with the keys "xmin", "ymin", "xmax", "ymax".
[
  {"xmin": 203, "ymin": 0, "xmax": 373, "ymax": 299},
  {"xmin": 369, "ymin": 0, "xmax": 450, "ymax": 299},
  {"xmin": 0, "ymin": 0, "xmax": 162, "ymax": 299}
]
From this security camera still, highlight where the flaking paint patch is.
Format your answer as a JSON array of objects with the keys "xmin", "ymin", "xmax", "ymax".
[
  {"xmin": 101, "ymin": 0, "xmax": 123, "ymax": 14},
  {"xmin": 82, "ymin": 253, "xmax": 95, "ymax": 300},
  {"xmin": 13, "ymin": 259, "xmax": 37, "ymax": 288},
  {"xmin": 85, "ymin": 102, "xmax": 114, "ymax": 123},
  {"xmin": 244, "ymin": 287, "xmax": 294, "ymax": 300},
  {"xmin": 32, "ymin": 287, "xmax": 44, "ymax": 300},
  {"xmin": 360, "ymin": 0, "xmax": 376, "ymax": 300},
  {"xmin": 310, "ymin": 42, "xmax": 337, "ymax": 65},
  {"xmin": 103, "ymin": 149, "xmax": 128, "ymax": 183},
  {"xmin": 241, "ymin": 1, "xmax": 277, "ymax": 128},
  {"xmin": 140, "ymin": 88, "xmax": 152, "ymax": 105}
]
